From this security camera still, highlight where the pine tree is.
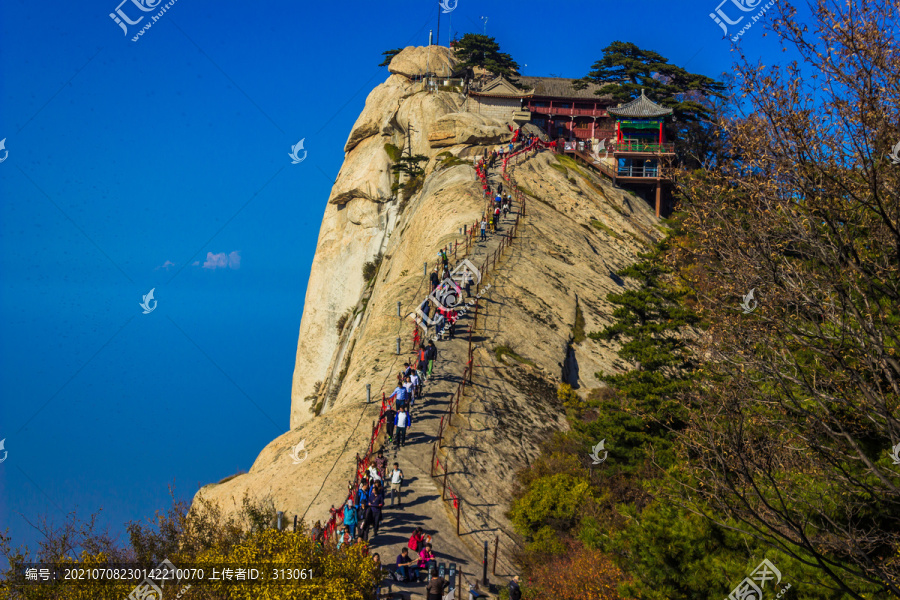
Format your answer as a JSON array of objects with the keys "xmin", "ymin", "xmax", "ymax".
[
  {"xmin": 452, "ymin": 33, "xmax": 519, "ymax": 80},
  {"xmin": 589, "ymin": 239, "xmax": 700, "ymax": 448}
]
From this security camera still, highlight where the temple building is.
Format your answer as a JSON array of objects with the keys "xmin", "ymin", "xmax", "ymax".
[
  {"xmin": 571, "ymin": 90, "xmax": 675, "ymax": 217},
  {"xmin": 466, "ymin": 76, "xmax": 675, "ymax": 217},
  {"xmin": 466, "ymin": 75, "xmax": 616, "ymax": 143}
]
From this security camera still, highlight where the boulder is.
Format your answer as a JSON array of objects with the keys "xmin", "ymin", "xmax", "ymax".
[
  {"xmin": 344, "ymin": 74, "xmax": 411, "ymax": 153},
  {"xmin": 395, "ymin": 92, "xmax": 462, "ymax": 155},
  {"xmin": 389, "ymin": 45, "xmax": 458, "ymax": 78},
  {"xmin": 428, "ymin": 112, "xmax": 512, "ymax": 148},
  {"xmin": 329, "ymin": 135, "xmax": 393, "ymax": 205}
]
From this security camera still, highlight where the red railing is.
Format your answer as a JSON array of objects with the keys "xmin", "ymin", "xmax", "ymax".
[
  {"xmin": 422, "ymin": 139, "xmax": 533, "ymax": 540},
  {"xmin": 322, "ymin": 388, "xmax": 399, "ymax": 541},
  {"xmin": 325, "ymin": 135, "xmax": 534, "ymax": 544},
  {"xmin": 527, "ymin": 105, "xmax": 609, "ymax": 118}
]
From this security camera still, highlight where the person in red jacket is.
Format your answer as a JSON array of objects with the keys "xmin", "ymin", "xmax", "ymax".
[{"xmin": 408, "ymin": 527, "xmax": 426, "ymax": 553}]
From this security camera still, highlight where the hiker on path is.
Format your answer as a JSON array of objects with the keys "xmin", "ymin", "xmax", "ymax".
[
  {"xmin": 383, "ymin": 405, "xmax": 396, "ymax": 443},
  {"xmin": 430, "ymin": 268, "xmax": 440, "ymax": 292},
  {"xmin": 356, "ymin": 482, "xmax": 369, "ymax": 521},
  {"xmin": 374, "ymin": 450, "xmax": 388, "ymax": 479},
  {"xmin": 417, "ymin": 345, "xmax": 428, "ymax": 381},
  {"xmin": 360, "ymin": 501, "xmax": 376, "ymax": 541},
  {"xmin": 370, "ymin": 481, "xmax": 384, "ymax": 534},
  {"xmin": 403, "ymin": 376, "xmax": 415, "ymax": 410},
  {"xmin": 433, "ymin": 311, "xmax": 446, "ymax": 341},
  {"xmin": 389, "ymin": 462, "xmax": 404, "ymax": 506},
  {"xmin": 343, "ymin": 500, "xmax": 358, "ymax": 537},
  {"xmin": 337, "ymin": 525, "xmax": 353, "ymax": 549},
  {"xmin": 440, "ymin": 249, "xmax": 449, "ymax": 272},
  {"xmin": 480, "ymin": 218, "xmax": 487, "ymax": 241},
  {"xmin": 395, "ymin": 548, "xmax": 419, "ymax": 582},
  {"xmin": 394, "ymin": 407, "xmax": 412, "ymax": 447},
  {"xmin": 425, "ymin": 567, "xmax": 448, "ymax": 600},
  {"xmin": 508, "ymin": 575, "xmax": 523, "ymax": 600},
  {"xmin": 410, "ymin": 370, "xmax": 421, "ymax": 399},
  {"xmin": 418, "ymin": 544, "xmax": 437, "ymax": 578},
  {"xmin": 425, "ymin": 341, "xmax": 437, "ymax": 377},
  {"xmin": 392, "ymin": 381, "xmax": 409, "ymax": 411},
  {"xmin": 408, "ymin": 527, "xmax": 426, "ymax": 553}
]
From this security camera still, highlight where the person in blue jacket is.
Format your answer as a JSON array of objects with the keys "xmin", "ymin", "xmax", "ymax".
[{"xmin": 343, "ymin": 499, "xmax": 358, "ymax": 537}]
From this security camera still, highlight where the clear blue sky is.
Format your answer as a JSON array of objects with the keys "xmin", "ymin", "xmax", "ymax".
[{"xmin": 0, "ymin": 0, "xmax": 796, "ymax": 557}]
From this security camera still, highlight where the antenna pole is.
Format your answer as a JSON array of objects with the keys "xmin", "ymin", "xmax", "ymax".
[{"xmin": 436, "ymin": 0, "xmax": 440, "ymax": 47}]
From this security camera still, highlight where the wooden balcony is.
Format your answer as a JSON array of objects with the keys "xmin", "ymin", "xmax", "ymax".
[
  {"xmin": 527, "ymin": 105, "xmax": 609, "ymax": 118},
  {"xmin": 612, "ymin": 140, "xmax": 675, "ymax": 154},
  {"xmin": 572, "ymin": 128, "xmax": 616, "ymax": 140}
]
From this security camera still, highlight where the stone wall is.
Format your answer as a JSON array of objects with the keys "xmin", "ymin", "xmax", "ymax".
[{"xmin": 468, "ymin": 95, "xmax": 522, "ymax": 121}]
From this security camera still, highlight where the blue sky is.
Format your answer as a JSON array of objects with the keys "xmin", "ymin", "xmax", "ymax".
[{"xmin": 0, "ymin": 0, "xmax": 795, "ymax": 558}]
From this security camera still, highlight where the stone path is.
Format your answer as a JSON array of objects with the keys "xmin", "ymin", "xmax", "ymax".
[{"xmin": 364, "ymin": 161, "xmax": 523, "ymax": 599}]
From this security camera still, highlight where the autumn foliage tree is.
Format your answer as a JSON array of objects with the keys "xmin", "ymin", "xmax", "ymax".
[
  {"xmin": 0, "ymin": 493, "xmax": 379, "ymax": 600},
  {"xmin": 670, "ymin": 0, "xmax": 900, "ymax": 597},
  {"xmin": 521, "ymin": 542, "xmax": 624, "ymax": 600}
]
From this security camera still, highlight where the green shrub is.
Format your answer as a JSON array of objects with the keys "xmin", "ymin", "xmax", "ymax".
[
  {"xmin": 362, "ymin": 254, "xmax": 383, "ymax": 283},
  {"xmin": 526, "ymin": 526, "xmax": 567, "ymax": 555},
  {"xmin": 557, "ymin": 383, "xmax": 583, "ymax": 411},
  {"xmin": 509, "ymin": 473, "xmax": 593, "ymax": 536},
  {"xmin": 590, "ymin": 219, "xmax": 623, "ymax": 241},
  {"xmin": 336, "ymin": 310, "xmax": 351, "ymax": 334},
  {"xmin": 384, "ymin": 143, "xmax": 402, "ymax": 162},
  {"xmin": 495, "ymin": 345, "xmax": 535, "ymax": 366},
  {"xmin": 572, "ymin": 301, "xmax": 586, "ymax": 343}
]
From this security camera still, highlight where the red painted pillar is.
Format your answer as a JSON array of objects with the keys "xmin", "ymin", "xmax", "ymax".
[{"xmin": 659, "ymin": 120, "xmax": 663, "ymax": 146}]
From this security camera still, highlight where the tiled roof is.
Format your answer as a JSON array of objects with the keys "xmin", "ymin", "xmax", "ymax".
[
  {"xmin": 607, "ymin": 90, "xmax": 673, "ymax": 118},
  {"xmin": 470, "ymin": 75, "xmax": 614, "ymax": 101},
  {"xmin": 470, "ymin": 76, "xmax": 527, "ymax": 97},
  {"xmin": 516, "ymin": 76, "xmax": 613, "ymax": 101}
]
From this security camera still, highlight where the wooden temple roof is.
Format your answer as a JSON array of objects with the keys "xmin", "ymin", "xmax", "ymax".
[{"xmin": 607, "ymin": 90, "xmax": 673, "ymax": 118}]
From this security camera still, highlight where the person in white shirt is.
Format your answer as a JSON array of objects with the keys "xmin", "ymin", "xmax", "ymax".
[
  {"xmin": 394, "ymin": 408, "xmax": 412, "ymax": 447},
  {"xmin": 410, "ymin": 371, "xmax": 421, "ymax": 399},
  {"xmin": 403, "ymin": 377, "xmax": 415, "ymax": 409},
  {"xmin": 389, "ymin": 462, "xmax": 404, "ymax": 507}
]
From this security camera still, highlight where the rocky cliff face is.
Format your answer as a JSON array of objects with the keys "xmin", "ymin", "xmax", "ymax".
[
  {"xmin": 194, "ymin": 46, "xmax": 661, "ymax": 569},
  {"xmin": 289, "ymin": 46, "xmax": 509, "ymax": 430}
]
